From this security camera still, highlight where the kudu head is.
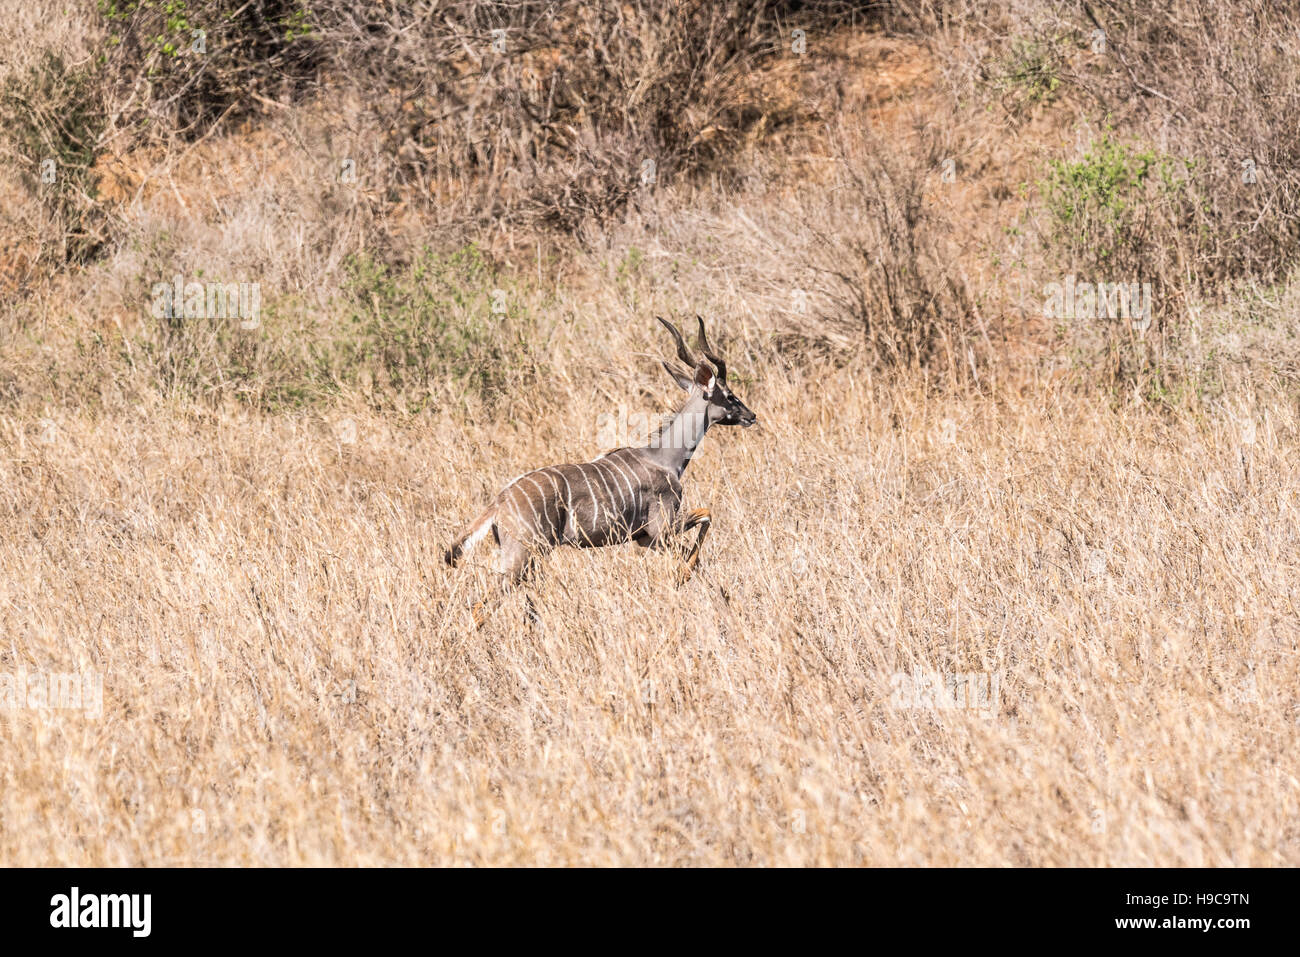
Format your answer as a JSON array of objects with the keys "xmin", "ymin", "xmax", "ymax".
[{"xmin": 657, "ymin": 316, "xmax": 757, "ymax": 428}]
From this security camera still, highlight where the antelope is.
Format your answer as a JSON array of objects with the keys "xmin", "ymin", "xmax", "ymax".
[{"xmin": 445, "ymin": 316, "xmax": 756, "ymax": 625}]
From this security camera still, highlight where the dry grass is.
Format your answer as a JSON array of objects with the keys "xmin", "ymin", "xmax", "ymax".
[
  {"xmin": 3, "ymin": 2, "xmax": 1300, "ymax": 867},
  {"xmin": 1, "ymin": 364, "xmax": 1298, "ymax": 865}
]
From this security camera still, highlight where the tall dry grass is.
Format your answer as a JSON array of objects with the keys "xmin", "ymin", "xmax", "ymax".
[{"xmin": 2, "ymin": 364, "xmax": 1297, "ymax": 865}]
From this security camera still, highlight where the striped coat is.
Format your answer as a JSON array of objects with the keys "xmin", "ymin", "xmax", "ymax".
[{"xmin": 445, "ymin": 446, "xmax": 684, "ymax": 565}]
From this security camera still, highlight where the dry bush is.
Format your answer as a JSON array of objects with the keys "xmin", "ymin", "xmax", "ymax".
[
  {"xmin": 0, "ymin": 51, "xmax": 107, "ymax": 268},
  {"xmin": 600, "ymin": 124, "xmax": 980, "ymax": 378},
  {"xmin": 913, "ymin": 0, "xmax": 1300, "ymax": 389},
  {"xmin": 0, "ymin": 0, "xmax": 104, "ymax": 278},
  {"xmin": 98, "ymin": 0, "xmax": 319, "ymax": 138},
  {"xmin": 1072, "ymin": 0, "xmax": 1300, "ymax": 289},
  {"xmin": 305, "ymin": 0, "xmax": 841, "ymax": 231},
  {"xmin": 82, "ymin": 1, "xmax": 863, "ymax": 235},
  {"xmin": 800, "ymin": 123, "xmax": 978, "ymax": 374}
]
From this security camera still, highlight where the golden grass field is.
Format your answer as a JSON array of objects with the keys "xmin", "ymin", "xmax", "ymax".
[
  {"xmin": 2, "ymin": 356, "xmax": 1298, "ymax": 865},
  {"xmin": 2, "ymin": 2, "xmax": 1299, "ymax": 867}
]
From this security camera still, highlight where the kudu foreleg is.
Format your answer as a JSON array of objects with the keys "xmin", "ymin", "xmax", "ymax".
[{"xmin": 675, "ymin": 507, "xmax": 712, "ymax": 585}]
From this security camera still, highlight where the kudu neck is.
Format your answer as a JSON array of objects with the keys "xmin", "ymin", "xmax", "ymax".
[{"xmin": 644, "ymin": 393, "xmax": 711, "ymax": 477}]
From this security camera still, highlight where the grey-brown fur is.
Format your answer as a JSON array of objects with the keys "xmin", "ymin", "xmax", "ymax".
[{"xmin": 445, "ymin": 316, "xmax": 755, "ymax": 622}]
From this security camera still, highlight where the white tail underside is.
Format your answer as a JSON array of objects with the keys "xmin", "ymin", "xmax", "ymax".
[{"xmin": 460, "ymin": 514, "xmax": 494, "ymax": 554}]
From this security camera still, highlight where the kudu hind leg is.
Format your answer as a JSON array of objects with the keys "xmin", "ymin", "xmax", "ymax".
[
  {"xmin": 472, "ymin": 534, "xmax": 542, "ymax": 629},
  {"xmin": 675, "ymin": 507, "xmax": 712, "ymax": 585}
]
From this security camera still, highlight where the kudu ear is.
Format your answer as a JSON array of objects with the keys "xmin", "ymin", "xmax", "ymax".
[
  {"xmin": 693, "ymin": 362, "xmax": 715, "ymax": 391},
  {"xmin": 663, "ymin": 361, "xmax": 694, "ymax": 392}
]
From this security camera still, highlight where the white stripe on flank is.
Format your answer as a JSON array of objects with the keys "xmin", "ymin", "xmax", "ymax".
[
  {"xmin": 597, "ymin": 460, "xmax": 625, "ymax": 512},
  {"xmin": 560, "ymin": 473, "xmax": 575, "ymax": 538},
  {"xmin": 541, "ymin": 469, "xmax": 564, "ymax": 528},
  {"xmin": 519, "ymin": 478, "xmax": 545, "ymax": 530},
  {"xmin": 578, "ymin": 468, "xmax": 600, "ymax": 529},
  {"xmin": 510, "ymin": 500, "xmax": 532, "ymax": 540},
  {"xmin": 608, "ymin": 458, "xmax": 636, "ymax": 503},
  {"xmin": 522, "ymin": 475, "xmax": 551, "ymax": 529},
  {"xmin": 590, "ymin": 464, "xmax": 618, "ymax": 522}
]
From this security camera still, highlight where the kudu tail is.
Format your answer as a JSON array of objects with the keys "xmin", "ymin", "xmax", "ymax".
[{"xmin": 444, "ymin": 507, "xmax": 497, "ymax": 566}]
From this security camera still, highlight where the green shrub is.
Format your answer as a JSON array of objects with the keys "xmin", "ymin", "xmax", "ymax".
[
  {"xmin": 1040, "ymin": 136, "xmax": 1199, "ymax": 274},
  {"xmin": 326, "ymin": 245, "xmax": 533, "ymax": 406},
  {"xmin": 135, "ymin": 245, "xmax": 535, "ymax": 411},
  {"xmin": 1036, "ymin": 136, "xmax": 1206, "ymax": 395}
]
